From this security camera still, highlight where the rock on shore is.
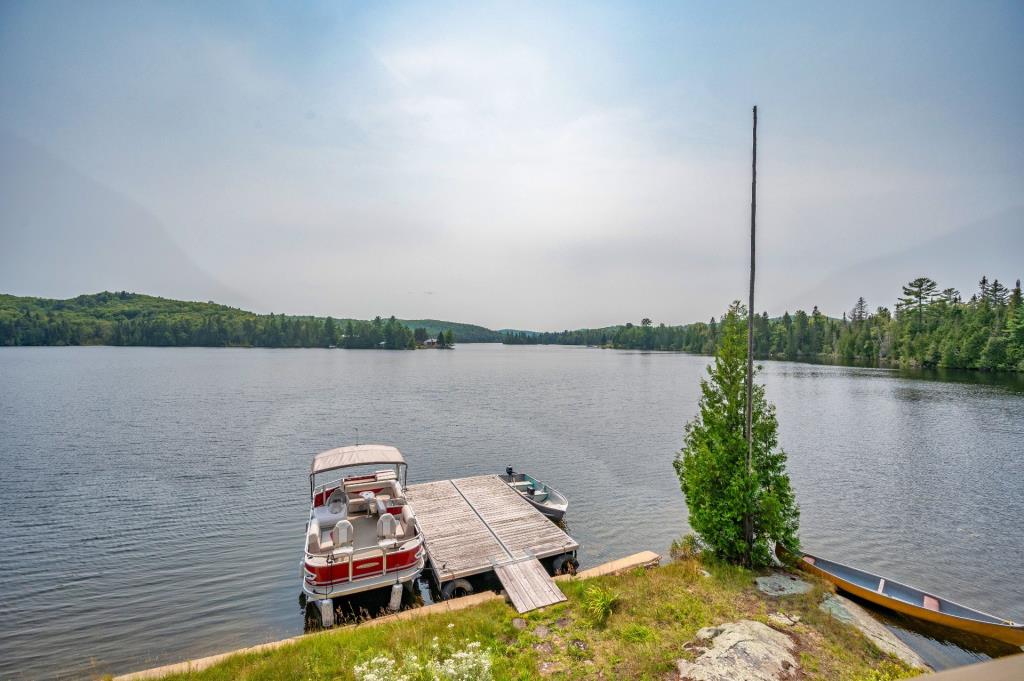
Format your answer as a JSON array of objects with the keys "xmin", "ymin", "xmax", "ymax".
[
  {"xmin": 820, "ymin": 594, "xmax": 930, "ymax": 670},
  {"xmin": 676, "ymin": 620, "xmax": 798, "ymax": 681}
]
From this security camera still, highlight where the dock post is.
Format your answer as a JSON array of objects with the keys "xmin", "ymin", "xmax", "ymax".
[
  {"xmin": 318, "ymin": 599, "xmax": 335, "ymax": 628},
  {"xmin": 387, "ymin": 583, "xmax": 403, "ymax": 612}
]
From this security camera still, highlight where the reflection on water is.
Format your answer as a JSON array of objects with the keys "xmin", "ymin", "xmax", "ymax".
[
  {"xmin": 892, "ymin": 366, "xmax": 1024, "ymax": 392},
  {"xmin": 1, "ymin": 345, "xmax": 1021, "ymax": 678},
  {"xmin": 784, "ymin": 357, "xmax": 1024, "ymax": 394},
  {"xmin": 841, "ymin": 593, "xmax": 1021, "ymax": 670}
]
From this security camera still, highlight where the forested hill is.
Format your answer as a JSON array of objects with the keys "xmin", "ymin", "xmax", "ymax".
[
  {"xmin": 395, "ymin": 319, "xmax": 501, "ymax": 343},
  {"xmin": 504, "ymin": 275, "xmax": 1024, "ymax": 372},
  {"xmin": 0, "ymin": 292, "xmax": 499, "ymax": 348}
]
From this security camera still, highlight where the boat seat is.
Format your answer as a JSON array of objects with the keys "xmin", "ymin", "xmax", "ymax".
[
  {"xmin": 313, "ymin": 490, "xmax": 349, "ymax": 527},
  {"xmin": 923, "ymin": 595, "xmax": 940, "ymax": 612},
  {"xmin": 306, "ymin": 520, "xmax": 322, "ymax": 553},
  {"xmin": 317, "ymin": 519, "xmax": 354, "ymax": 555},
  {"xmin": 377, "ymin": 513, "xmax": 399, "ymax": 550},
  {"xmin": 332, "ymin": 519, "xmax": 354, "ymax": 554},
  {"xmin": 307, "ymin": 518, "xmax": 355, "ymax": 556}
]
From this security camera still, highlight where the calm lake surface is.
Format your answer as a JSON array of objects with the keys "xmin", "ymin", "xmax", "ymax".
[{"xmin": 1, "ymin": 345, "xmax": 1022, "ymax": 679}]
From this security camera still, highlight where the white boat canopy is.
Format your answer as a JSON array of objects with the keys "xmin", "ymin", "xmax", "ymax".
[{"xmin": 310, "ymin": 444, "xmax": 406, "ymax": 475}]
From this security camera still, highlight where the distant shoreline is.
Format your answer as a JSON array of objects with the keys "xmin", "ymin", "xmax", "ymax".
[{"xmin": 4, "ymin": 285, "xmax": 1022, "ymax": 373}]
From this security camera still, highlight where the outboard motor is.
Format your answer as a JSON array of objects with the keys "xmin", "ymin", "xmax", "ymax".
[{"xmin": 506, "ymin": 465, "xmax": 514, "ymax": 477}]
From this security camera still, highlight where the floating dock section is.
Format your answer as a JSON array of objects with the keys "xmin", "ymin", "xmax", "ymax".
[{"xmin": 406, "ymin": 474, "xmax": 578, "ymax": 612}]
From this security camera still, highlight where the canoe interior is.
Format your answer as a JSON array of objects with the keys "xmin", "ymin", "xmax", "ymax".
[{"xmin": 808, "ymin": 555, "xmax": 1011, "ymax": 626}]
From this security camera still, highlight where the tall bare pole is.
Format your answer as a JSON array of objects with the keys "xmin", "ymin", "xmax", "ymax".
[{"xmin": 744, "ymin": 105, "xmax": 757, "ymax": 563}]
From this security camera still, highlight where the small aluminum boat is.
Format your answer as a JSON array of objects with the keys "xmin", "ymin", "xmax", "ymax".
[
  {"xmin": 784, "ymin": 547, "xmax": 1024, "ymax": 646},
  {"xmin": 499, "ymin": 467, "xmax": 568, "ymax": 521},
  {"xmin": 301, "ymin": 445, "xmax": 425, "ymax": 626}
]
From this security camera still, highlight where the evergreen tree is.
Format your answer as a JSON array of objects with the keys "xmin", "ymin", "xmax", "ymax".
[
  {"xmin": 673, "ymin": 302, "xmax": 799, "ymax": 567},
  {"xmin": 851, "ymin": 297, "xmax": 869, "ymax": 324},
  {"xmin": 323, "ymin": 316, "xmax": 338, "ymax": 346},
  {"xmin": 990, "ymin": 279, "xmax": 1009, "ymax": 306},
  {"xmin": 898, "ymin": 277, "xmax": 938, "ymax": 331}
]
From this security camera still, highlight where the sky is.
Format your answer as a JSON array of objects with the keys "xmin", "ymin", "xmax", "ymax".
[{"xmin": 1, "ymin": 1, "xmax": 1022, "ymax": 329}]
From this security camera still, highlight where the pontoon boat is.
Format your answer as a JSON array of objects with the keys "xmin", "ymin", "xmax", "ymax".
[{"xmin": 301, "ymin": 445, "xmax": 424, "ymax": 626}]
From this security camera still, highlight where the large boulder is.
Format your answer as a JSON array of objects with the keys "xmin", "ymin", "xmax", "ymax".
[{"xmin": 676, "ymin": 620, "xmax": 798, "ymax": 681}]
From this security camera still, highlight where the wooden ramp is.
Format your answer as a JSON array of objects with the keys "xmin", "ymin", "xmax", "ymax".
[{"xmin": 495, "ymin": 557, "xmax": 567, "ymax": 613}]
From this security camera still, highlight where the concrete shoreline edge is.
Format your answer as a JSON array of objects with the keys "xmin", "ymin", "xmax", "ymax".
[{"xmin": 113, "ymin": 551, "xmax": 662, "ymax": 680}]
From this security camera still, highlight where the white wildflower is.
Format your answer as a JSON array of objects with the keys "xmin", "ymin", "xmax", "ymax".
[{"xmin": 355, "ymin": 640, "xmax": 491, "ymax": 681}]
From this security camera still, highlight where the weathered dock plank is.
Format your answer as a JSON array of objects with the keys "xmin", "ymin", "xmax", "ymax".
[
  {"xmin": 453, "ymin": 475, "xmax": 576, "ymax": 559},
  {"xmin": 406, "ymin": 479, "xmax": 509, "ymax": 579},
  {"xmin": 406, "ymin": 474, "xmax": 578, "ymax": 585}
]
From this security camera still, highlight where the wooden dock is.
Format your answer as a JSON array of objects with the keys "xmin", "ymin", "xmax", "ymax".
[{"xmin": 406, "ymin": 474, "xmax": 578, "ymax": 611}]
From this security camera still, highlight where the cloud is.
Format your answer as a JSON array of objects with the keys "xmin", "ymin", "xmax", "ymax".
[
  {"xmin": 0, "ymin": 132, "xmax": 245, "ymax": 305},
  {"xmin": 0, "ymin": 2, "xmax": 1021, "ymax": 328}
]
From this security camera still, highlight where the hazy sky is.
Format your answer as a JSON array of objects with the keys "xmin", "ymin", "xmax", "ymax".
[{"xmin": 1, "ymin": 1, "xmax": 1021, "ymax": 329}]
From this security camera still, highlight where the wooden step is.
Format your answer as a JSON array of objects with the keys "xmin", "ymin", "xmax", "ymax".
[{"xmin": 494, "ymin": 557, "xmax": 567, "ymax": 613}]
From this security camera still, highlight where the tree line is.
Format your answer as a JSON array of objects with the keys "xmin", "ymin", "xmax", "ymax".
[
  {"xmin": 0, "ymin": 292, "xmax": 458, "ymax": 350},
  {"xmin": 504, "ymin": 275, "xmax": 1024, "ymax": 372}
]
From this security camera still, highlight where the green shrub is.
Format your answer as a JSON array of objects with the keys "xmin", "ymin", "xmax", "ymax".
[
  {"xmin": 670, "ymin": 533, "xmax": 702, "ymax": 561},
  {"xmin": 580, "ymin": 585, "xmax": 618, "ymax": 626}
]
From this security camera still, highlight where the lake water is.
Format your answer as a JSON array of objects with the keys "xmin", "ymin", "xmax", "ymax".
[{"xmin": 1, "ymin": 345, "xmax": 1022, "ymax": 679}]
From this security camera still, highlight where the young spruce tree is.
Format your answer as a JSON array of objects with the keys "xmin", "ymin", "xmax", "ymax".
[{"xmin": 674, "ymin": 301, "xmax": 799, "ymax": 567}]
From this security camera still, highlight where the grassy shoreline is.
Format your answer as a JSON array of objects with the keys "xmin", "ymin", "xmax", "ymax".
[{"xmin": 127, "ymin": 557, "xmax": 919, "ymax": 681}]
